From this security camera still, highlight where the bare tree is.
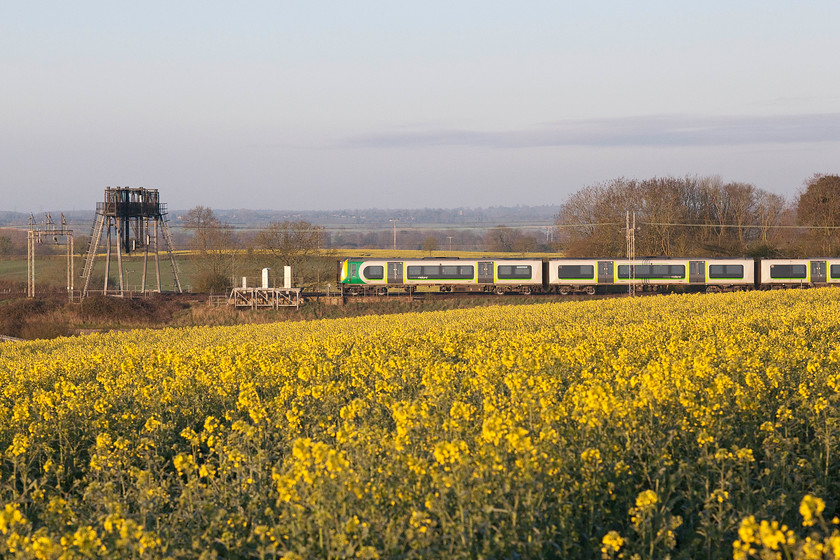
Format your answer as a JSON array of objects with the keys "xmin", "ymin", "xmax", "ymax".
[
  {"xmin": 0, "ymin": 235, "xmax": 13, "ymax": 256},
  {"xmin": 796, "ymin": 174, "xmax": 840, "ymax": 255},
  {"xmin": 754, "ymin": 191, "xmax": 786, "ymax": 247},
  {"xmin": 485, "ymin": 226, "xmax": 517, "ymax": 252},
  {"xmin": 724, "ymin": 182, "xmax": 758, "ymax": 250},
  {"xmin": 556, "ymin": 181, "xmax": 628, "ymax": 257},
  {"xmin": 182, "ymin": 206, "xmax": 240, "ymax": 292},
  {"xmin": 183, "ymin": 206, "xmax": 220, "ymax": 253},
  {"xmin": 556, "ymin": 175, "xmax": 788, "ymax": 258},
  {"xmin": 256, "ymin": 220, "xmax": 323, "ymax": 267},
  {"xmin": 484, "ymin": 226, "xmax": 538, "ymax": 254},
  {"xmin": 421, "ymin": 236, "xmax": 439, "ymax": 255}
]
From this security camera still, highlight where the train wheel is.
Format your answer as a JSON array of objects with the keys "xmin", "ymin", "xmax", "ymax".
[
  {"xmin": 494, "ymin": 286, "xmax": 506, "ymax": 295},
  {"xmin": 558, "ymin": 285, "xmax": 571, "ymax": 296},
  {"xmin": 347, "ymin": 286, "xmax": 362, "ymax": 296},
  {"xmin": 375, "ymin": 287, "xmax": 388, "ymax": 296},
  {"xmin": 583, "ymin": 285, "xmax": 596, "ymax": 296},
  {"xmin": 521, "ymin": 286, "xmax": 532, "ymax": 295}
]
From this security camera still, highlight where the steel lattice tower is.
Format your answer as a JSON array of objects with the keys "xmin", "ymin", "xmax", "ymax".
[{"xmin": 80, "ymin": 187, "xmax": 182, "ymax": 296}]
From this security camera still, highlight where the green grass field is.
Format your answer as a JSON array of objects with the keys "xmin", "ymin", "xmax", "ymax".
[{"xmin": 0, "ymin": 254, "xmax": 189, "ymax": 293}]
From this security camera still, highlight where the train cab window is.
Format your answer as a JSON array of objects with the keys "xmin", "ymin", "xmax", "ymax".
[
  {"xmin": 363, "ymin": 265, "xmax": 384, "ymax": 280},
  {"xmin": 770, "ymin": 264, "xmax": 807, "ymax": 279},
  {"xmin": 831, "ymin": 265, "xmax": 840, "ymax": 279},
  {"xmin": 497, "ymin": 265, "xmax": 532, "ymax": 279},
  {"xmin": 350, "ymin": 263, "xmax": 359, "ymax": 278},
  {"xmin": 618, "ymin": 264, "xmax": 685, "ymax": 279},
  {"xmin": 709, "ymin": 264, "xmax": 744, "ymax": 279},
  {"xmin": 557, "ymin": 265, "xmax": 594, "ymax": 279}
]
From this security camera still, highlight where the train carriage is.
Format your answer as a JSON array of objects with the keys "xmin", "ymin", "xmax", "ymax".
[
  {"xmin": 758, "ymin": 259, "xmax": 840, "ymax": 288},
  {"xmin": 339, "ymin": 258, "xmax": 544, "ymax": 295},
  {"xmin": 547, "ymin": 258, "xmax": 755, "ymax": 294}
]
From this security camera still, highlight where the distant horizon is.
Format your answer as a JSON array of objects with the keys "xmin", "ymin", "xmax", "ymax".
[
  {"xmin": 0, "ymin": 203, "xmax": 563, "ymax": 229},
  {"xmin": 0, "ymin": 171, "xmax": 825, "ymax": 217}
]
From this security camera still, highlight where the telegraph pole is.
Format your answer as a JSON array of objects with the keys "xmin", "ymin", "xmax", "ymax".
[
  {"xmin": 390, "ymin": 219, "xmax": 397, "ymax": 251},
  {"xmin": 626, "ymin": 211, "xmax": 636, "ymax": 297}
]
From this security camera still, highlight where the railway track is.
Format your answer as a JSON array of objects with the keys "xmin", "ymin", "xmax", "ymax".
[{"xmin": 303, "ymin": 289, "xmax": 655, "ymax": 303}]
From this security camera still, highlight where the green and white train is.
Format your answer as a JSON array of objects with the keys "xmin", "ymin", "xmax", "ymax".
[
  {"xmin": 339, "ymin": 258, "xmax": 542, "ymax": 295},
  {"xmin": 338, "ymin": 257, "xmax": 840, "ymax": 295}
]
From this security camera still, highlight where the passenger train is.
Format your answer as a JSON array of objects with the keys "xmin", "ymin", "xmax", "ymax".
[{"xmin": 338, "ymin": 257, "xmax": 840, "ymax": 295}]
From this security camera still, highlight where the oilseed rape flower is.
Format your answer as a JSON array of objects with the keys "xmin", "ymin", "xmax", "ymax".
[
  {"xmin": 2, "ymin": 289, "xmax": 840, "ymax": 557},
  {"xmin": 801, "ymin": 495, "xmax": 826, "ymax": 527},
  {"xmin": 601, "ymin": 530, "xmax": 624, "ymax": 558}
]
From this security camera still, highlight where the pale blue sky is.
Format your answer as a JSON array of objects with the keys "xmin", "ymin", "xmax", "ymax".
[{"xmin": 2, "ymin": 1, "xmax": 838, "ymax": 211}]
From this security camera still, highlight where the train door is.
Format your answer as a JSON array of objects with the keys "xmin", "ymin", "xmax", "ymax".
[
  {"xmin": 689, "ymin": 261, "xmax": 705, "ymax": 284},
  {"xmin": 387, "ymin": 262, "xmax": 403, "ymax": 285},
  {"xmin": 478, "ymin": 261, "xmax": 494, "ymax": 284},
  {"xmin": 811, "ymin": 260, "xmax": 827, "ymax": 284},
  {"xmin": 597, "ymin": 261, "xmax": 613, "ymax": 284}
]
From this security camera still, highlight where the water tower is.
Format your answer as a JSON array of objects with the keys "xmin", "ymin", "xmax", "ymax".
[{"xmin": 80, "ymin": 187, "xmax": 182, "ymax": 296}]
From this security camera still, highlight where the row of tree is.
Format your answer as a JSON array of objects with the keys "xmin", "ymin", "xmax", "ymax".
[{"xmin": 555, "ymin": 174, "xmax": 840, "ymax": 258}]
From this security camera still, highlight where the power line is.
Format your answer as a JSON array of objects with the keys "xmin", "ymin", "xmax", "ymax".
[
  {"xmin": 640, "ymin": 221, "xmax": 840, "ymax": 230},
  {"xmin": 556, "ymin": 221, "xmax": 840, "ymax": 230}
]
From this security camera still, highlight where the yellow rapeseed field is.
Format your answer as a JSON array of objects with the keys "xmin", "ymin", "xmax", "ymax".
[{"xmin": 2, "ymin": 289, "xmax": 840, "ymax": 559}]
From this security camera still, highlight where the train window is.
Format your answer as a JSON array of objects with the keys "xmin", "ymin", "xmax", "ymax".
[
  {"xmin": 832, "ymin": 265, "xmax": 840, "ymax": 279},
  {"xmin": 350, "ymin": 263, "xmax": 359, "ymax": 278},
  {"xmin": 363, "ymin": 265, "xmax": 384, "ymax": 280},
  {"xmin": 709, "ymin": 264, "xmax": 744, "ymax": 279},
  {"xmin": 617, "ymin": 264, "xmax": 686, "ymax": 279},
  {"xmin": 770, "ymin": 264, "xmax": 807, "ymax": 279},
  {"xmin": 557, "ymin": 265, "xmax": 594, "ymax": 279},
  {"xmin": 498, "ymin": 265, "xmax": 532, "ymax": 279},
  {"xmin": 407, "ymin": 265, "xmax": 474, "ymax": 280}
]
